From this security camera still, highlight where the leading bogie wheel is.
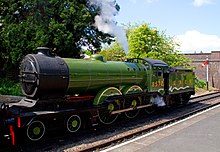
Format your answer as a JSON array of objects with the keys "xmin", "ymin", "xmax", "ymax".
[
  {"xmin": 66, "ymin": 115, "xmax": 81, "ymax": 133},
  {"xmin": 26, "ymin": 120, "xmax": 45, "ymax": 141}
]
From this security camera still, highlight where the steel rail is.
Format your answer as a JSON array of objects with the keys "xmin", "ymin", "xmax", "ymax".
[{"xmin": 66, "ymin": 91, "xmax": 220, "ymax": 152}]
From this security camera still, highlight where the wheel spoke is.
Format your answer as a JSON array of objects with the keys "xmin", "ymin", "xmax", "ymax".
[
  {"xmin": 123, "ymin": 85, "xmax": 143, "ymax": 118},
  {"xmin": 144, "ymin": 96, "xmax": 156, "ymax": 114},
  {"xmin": 145, "ymin": 105, "xmax": 156, "ymax": 114},
  {"xmin": 123, "ymin": 98, "xmax": 140, "ymax": 118},
  {"xmin": 97, "ymin": 87, "xmax": 122, "ymax": 125},
  {"xmin": 98, "ymin": 100, "xmax": 120, "ymax": 124}
]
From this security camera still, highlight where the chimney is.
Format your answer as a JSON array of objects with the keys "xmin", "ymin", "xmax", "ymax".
[{"xmin": 37, "ymin": 47, "xmax": 51, "ymax": 56}]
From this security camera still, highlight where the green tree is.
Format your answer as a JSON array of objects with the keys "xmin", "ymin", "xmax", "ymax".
[
  {"xmin": 0, "ymin": 0, "xmax": 115, "ymax": 70},
  {"xmin": 99, "ymin": 42, "xmax": 126, "ymax": 61},
  {"xmin": 99, "ymin": 23, "xmax": 191, "ymax": 67},
  {"xmin": 127, "ymin": 23, "xmax": 191, "ymax": 67}
]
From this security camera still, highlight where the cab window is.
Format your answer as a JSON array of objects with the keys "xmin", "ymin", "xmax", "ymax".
[{"xmin": 153, "ymin": 66, "xmax": 163, "ymax": 77}]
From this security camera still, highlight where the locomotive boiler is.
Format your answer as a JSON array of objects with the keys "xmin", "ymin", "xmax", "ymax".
[{"xmin": 20, "ymin": 47, "xmax": 147, "ymax": 100}]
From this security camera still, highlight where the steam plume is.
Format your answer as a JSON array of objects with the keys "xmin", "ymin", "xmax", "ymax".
[{"xmin": 89, "ymin": 0, "xmax": 128, "ymax": 54}]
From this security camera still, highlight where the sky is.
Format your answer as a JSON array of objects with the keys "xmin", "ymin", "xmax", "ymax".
[{"xmin": 115, "ymin": 0, "xmax": 220, "ymax": 53}]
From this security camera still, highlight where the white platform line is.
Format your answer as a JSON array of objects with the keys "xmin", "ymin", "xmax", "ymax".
[{"xmin": 102, "ymin": 104, "xmax": 220, "ymax": 152}]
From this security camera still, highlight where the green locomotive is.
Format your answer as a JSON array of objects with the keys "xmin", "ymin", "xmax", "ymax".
[
  {"xmin": 0, "ymin": 47, "xmax": 195, "ymax": 145},
  {"xmin": 20, "ymin": 47, "xmax": 195, "ymax": 123}
]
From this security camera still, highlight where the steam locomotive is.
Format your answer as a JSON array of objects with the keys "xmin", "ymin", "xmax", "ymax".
[{"xmin": 0, "ymin": 47, "xmax": 195, "ymax": 145}]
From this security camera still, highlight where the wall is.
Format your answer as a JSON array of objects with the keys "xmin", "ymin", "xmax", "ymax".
[{"xmin": 185, "ymin": 51, "xmax": 220, "ymax": 89}]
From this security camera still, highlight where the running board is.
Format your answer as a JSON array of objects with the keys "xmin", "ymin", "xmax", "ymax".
[{"xmin": 111, "ymin": 104, "xmax": 153, "ymax": 115}]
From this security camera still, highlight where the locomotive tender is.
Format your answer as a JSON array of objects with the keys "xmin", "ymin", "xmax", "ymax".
[{"xmin": 0, "ymin": 47, "xmax": 195, "ymax": 145}]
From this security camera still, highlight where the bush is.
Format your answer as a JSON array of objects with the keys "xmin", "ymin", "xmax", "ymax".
[
  {"xmin": 195, "ymin": 77, "xmax": 207, "ymax": 89},
  {"xmin": 0, "ymin": 79, "xmax": 22, "ymax": 96}
]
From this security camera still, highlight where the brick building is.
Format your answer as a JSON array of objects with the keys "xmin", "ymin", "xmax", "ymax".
[{"xmin": 185, "ymin": 51, "xmax": 220, "ymax": 89}]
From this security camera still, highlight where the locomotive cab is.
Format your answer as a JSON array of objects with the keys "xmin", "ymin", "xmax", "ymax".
[{"xmin": 142, "ymin": 59, "xmax": 169, "ymax": 94}]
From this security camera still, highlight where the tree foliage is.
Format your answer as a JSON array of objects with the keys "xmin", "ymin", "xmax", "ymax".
[
  {"xmin": 0, "ymin": 0, "xmax": 114, "ymax": 69},
  {"xmin": 101, "ymin": 23, "xmax": 191, "ymax": 67},
  {"xmin": 127, "ymin": 23, "xmax": 191, "ymax": 67},
  {"xmin": 99, "ymin": 42, "xmax": 126, "ymax": 61},
  {"xmin": 0, "ymin": 79, "xmax": 22, "ymax": 95}
]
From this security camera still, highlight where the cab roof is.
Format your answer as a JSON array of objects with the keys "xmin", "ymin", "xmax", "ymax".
[
  {"xmin": 143, "ymin": 58, "xmax": 168, "ymax": 67},
  {"xmin": 127, "ymin": 58, "xmax": 168, "ymax": 67}
]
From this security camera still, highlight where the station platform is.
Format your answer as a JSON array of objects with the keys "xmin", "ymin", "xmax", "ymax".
[{"xmin": 102, "ymin": 104, "xmax": 220, "ymax": 152}]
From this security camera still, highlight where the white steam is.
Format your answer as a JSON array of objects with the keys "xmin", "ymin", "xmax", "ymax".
[{"xmin": 89, "ymin": 0, "xmax": 128, "ymax": 54}]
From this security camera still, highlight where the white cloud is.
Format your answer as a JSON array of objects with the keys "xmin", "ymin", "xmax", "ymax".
[
  {"xmin": 193, "ymin": 0, "xmax": 213, "ymax": 7},
  {"xmin": 175, "ymin": 30, "xmax": 220, "ymax": 53}
]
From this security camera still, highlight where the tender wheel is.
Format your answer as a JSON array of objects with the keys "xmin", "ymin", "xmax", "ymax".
[
  {"xmin": 66, "ymin": 115, "xmax": 81, "ymax": 133},
  {"xmin": 27, "ymin": 120, "xmax": 45, "ymax": 141},
  {"xmin": 182, "ymin": 93, "xmax": 191, "ymax": 105},
  {"xmin": 98, "ymin": 100, "xmax": 121, "ymax": 125}
]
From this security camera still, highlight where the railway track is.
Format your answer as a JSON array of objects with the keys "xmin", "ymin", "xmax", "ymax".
[
  {"xmin": 4, "ymin": 91, "xmax": 220, "ymax": 152},
  {"xmin": 65, "ymin": 91, "xmax": 220, "ymax": 152}
]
